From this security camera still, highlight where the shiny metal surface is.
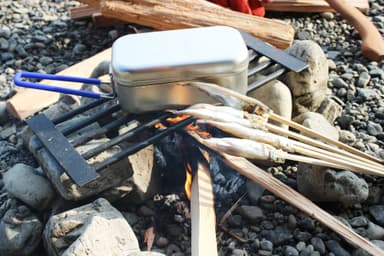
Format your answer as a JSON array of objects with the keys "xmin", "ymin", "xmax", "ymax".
[{"xmin": 111, "ymin": 26, "xmax": 249, "ymax": 113}]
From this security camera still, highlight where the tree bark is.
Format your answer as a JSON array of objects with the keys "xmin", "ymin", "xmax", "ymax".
[{"xmin": 99, "ymin": 0, "xmax": 294, "ymax": 49}]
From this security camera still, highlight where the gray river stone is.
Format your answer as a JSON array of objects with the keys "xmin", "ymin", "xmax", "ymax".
[
  {"xmin": 297, "ymin": 164, "xmax": 368, "ymax": 205},
  {"xmin": 0, "ymin": 204, "xmax": 43, "ymax": 256},
  {"xmin": 3, "ymin": 163, "xmax": 55, "ymax": 210},
  {"xmin": 44, "ymin": 198, "xmax": 140, "ymax": 256}
]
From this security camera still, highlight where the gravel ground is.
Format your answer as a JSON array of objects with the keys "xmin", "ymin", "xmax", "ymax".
[{"xmin": 0, "ymin": 0, "xmax": 384, "ymax": 256}]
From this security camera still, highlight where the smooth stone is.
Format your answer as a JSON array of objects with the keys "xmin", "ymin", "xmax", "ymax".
[
  {"xmin": 293, "ymin": 112, "xmax": 339, "ymax": 141},
  {"xmin": 260, "ymin": 225, "xmax": 293, "ymax": 245},
  {"xmin": 310, "ymin": 237, "xmax": 326, "ymax": 254},
  {"xmin": 349, "ymin": 216, "xmax": 369, "ymax": 228},
  {"xmin": 0, "ymin": 205, "xmax": 43, "ymax": 256},
  {"xmin": 316, "ymin": 97, "xmax": 342, "ymax": 124},
  {"xmin": 3, "ymin": 163, "xmax": 56, "ymax": 210},
  {"xmin": 284, "ymin": 245, "xmax": 299, "ymax": 256},
  {"xmin": 338, "ymin": 130, "xmax": 356, "ymax": 144},
  {"xmin": 297, "ymin": 164, "xmax": 369, "ymax": 205},
  {"xmin": 0, "ymin": 101, "xmax": 8, "ymax": 124},
  {"xmin": 248, "ymin": 79, "xmax": 292, "ymax": 129},
  {"xmin": 356, "ymin": 72, "xmax": 371, "ymax": 88},
  {"xmin": 260, "ymin": 239, "xmax": 273, "ymax": 251},
  {"xmin": 366, "ymin": 221, "xmax": 384, "ymax": 240},
  {"xmin": 236, "ymin": 205, "xmax": 264, "ymax": 223},
  {"xmin": 357, "ymin": 88, "xmax": 377, "ymax": 101},
  {"xmin": 246, "ymin": 179, "xmax": 265, "ymax": 204},
  {"xmin": 325, "ymin": 240, "xmax": 351, "ymax": 256},
  {"xmin": 367, "ymin": 121, "xmax": 383, "ymax": 136},
  {"xmin": 369, "ymin": 205, "xmax": 384, "ymax": 226}
]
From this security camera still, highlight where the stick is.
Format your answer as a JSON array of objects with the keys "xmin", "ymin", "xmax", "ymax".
[
  {"xmin": 263, "ymin": 0, "xmax": 369, "ymax": 13},
  {"xmin": 99, "ymin": 0, "xmax": 294, "ymax": 49},
  {"xmin": 269, "ymin": 114, "xmax": 384, "ymax": 165},
  {"xmin": 188, "ymin": 82, "xmax": 384, "ymax": 165},
  {"xmin": 325, "ymin": 0, "xmax": 384, "ymax": 61},
  {"xmin": 191, "ymin": 153, "xmax": 218, "ymax": 256},
  {"xmin": 200, "ymin": 119, "xmax": 383, "ymax": 174},
  {"xmin": 6, "ymin": 48, "xmax": 111, "ymax": 120},
  {"xmin": 220, "ymin": 154, "xmax": 384, "ymax": 256}
]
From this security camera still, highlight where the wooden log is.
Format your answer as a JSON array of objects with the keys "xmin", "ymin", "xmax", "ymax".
[
  {"xmin": 263, "ymin": 0, "xmax": 369, "ymax": 13},
  {"xmin": 220, "ymin": 154, "xmax": 384, "ymax": 256},
  {"xmin": 191, "ymin": 153, "xmax": 218, "ymax": 256},
  {"xmin": 7, "ymin": 48, "xmax": 111, "ymax": 120},
  {"xmin": 92, "ymin": 12, "xmax": 125, "ymax": 27},
  {"xmin": 99, "ymin": 0, "xmax": 294, "ymax": 49},
  {"xmin": 325, "ymin": 0, "xmax": 384, "ymax": 61},
  {"xmin": 70, "ymin": 5, "xmax": 100, "ymax": 19},
  {"xmin": 76, "ymin": 0, "xmax": 100, "ymax": 6}
]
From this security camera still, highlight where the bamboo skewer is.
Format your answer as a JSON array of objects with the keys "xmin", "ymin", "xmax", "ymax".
[
  {"xmin": 188, "ymin": 82, "xmax": 384, "ymax": 165},
  {"xmin": 266, "ymin": 123, "xmax": 384, "ymax": 169},
  {"xmin": 190, "ymin": 133, "xmax": 384, "ymax": 176},
  {"xmin": 181, "ymin": 104, "xmax": 384, "ymax": 173},
  {"xmin": 198, "ymin": 120, "xmax": 384, "ymax": 174},
  {"xmin": 271, "ymin": 113, "xmax": 384, "ymax": 164}
]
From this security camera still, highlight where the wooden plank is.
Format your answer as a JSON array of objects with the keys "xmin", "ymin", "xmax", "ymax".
[
  {"xmin": 263, "ymin": 0, "xmax": 369, "ymax": 13},
  {"xmin": 99, "ymin": 0, "xmax": 295, "ymax": 49},
  {"xmin": 191, "ymin": 156, "xmax": 218, "ymax": 256},
  {"xmin": 221, "ymin": 154, "xmax": 384, "ymax": 256},
  {"xmin": 7, "ymin": 48, "xmax": 111, "ymax": 120}
]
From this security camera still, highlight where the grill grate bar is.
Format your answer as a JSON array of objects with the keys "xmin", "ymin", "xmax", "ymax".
[
  {"xmin": 61, "ymin": 104, "xmax": 121, "ymax": 136},
  {"xmin": 52, "ymin": 98, "xmax": 109, "ymax": 125},
  {"xmin": 82, "ymin": 112, "xmax": 174, "ymax": 160},
  {"xmin": 247, "ymin": 68, "xmax": 286, "ymax": 93},
  {"xmin": 93, "ymin": 116, "xmax": 195, "ymax": 171},
  {"xmin": 70, "ymin": 114, "xmax": 137, "ymax": 147}
]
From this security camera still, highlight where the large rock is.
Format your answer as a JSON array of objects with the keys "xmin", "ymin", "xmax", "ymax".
[
  {"xmin": 248, "ymin": 79, "xmax": 292, "ymax": 129},
  {"xmin": 3, "ymin": 163, "xmax": 56, "ymax": 210},
  {"xmin": 293, "ymin": 112, "xmax": 339, "ymax": 141},
  {"xmin": 283, "ymin": 40, "xmax": 328, "ymax": 116},
  {"xmin": 297, "ymin": 164, "xmax": 369, "ymax": 205},
  {"xmin": 23, "ymin": 116, "xmax": 157, "ymax": 202},
  {"xmin": 44, "ymin": 198, "xmax": 140, "ymax": 256},
  {"xmin": 0, "ymin": 203, "xmax": 43, "ymax": 256}
]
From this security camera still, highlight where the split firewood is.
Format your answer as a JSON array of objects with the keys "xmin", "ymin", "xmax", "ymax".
[
  {"xmin": 325, "ymin": 0, "xmax": 384, "ymax": 61},
  {"xmin": 262, "ymin": 0, "xmax": 369, "ymax": 13},
  {"xmin": 70, "ymin": 5, "xmax": 100, "ymax": 19},
  {"xmin": 190, "ymin": 150, "xmax": 217, "ymax": 256},
  {"xmin": 143, "ymin": 226, "xmax": 155, "ymax": 251},
  {"xmin": 70, "ymin": 5, "xmax": 124, "ymax": 27},
  {"xmin": 93, "ymin": 0, "xmax": 294, "ymax": 49}
]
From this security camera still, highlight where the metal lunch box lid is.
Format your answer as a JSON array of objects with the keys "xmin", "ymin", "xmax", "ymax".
[{"xmin": 111, "ymin": 26, "xmax": 249, "ymax": 86}]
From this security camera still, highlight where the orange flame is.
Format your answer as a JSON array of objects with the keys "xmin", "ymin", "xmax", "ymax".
[
  {"xmin": 185, "ymin": 162, "xmax": 193, "ymax": 200},
  {"xmin": 154, "ymin": 113, "xmax": 212, "ymax": 200}
]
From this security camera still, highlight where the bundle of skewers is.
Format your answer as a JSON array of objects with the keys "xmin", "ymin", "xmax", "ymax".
[{"xmin": 178, "ymin": 82, "xmax": 384, "ymax": 176}]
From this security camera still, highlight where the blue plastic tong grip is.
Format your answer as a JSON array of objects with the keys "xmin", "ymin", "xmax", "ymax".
[{"xmin": 13, "ymin": 71, "xmax": 107, "ymax": 99}]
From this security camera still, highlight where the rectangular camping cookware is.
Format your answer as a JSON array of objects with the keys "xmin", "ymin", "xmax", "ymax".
[{"xmin": 14, "ymin": 26, "xmax": 249, "ymax": 113}]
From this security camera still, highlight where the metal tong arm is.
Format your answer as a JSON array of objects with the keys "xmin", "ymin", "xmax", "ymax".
[{"xmin": 13, "ymin": 71, "xmax": 114, "ymax": 99}]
